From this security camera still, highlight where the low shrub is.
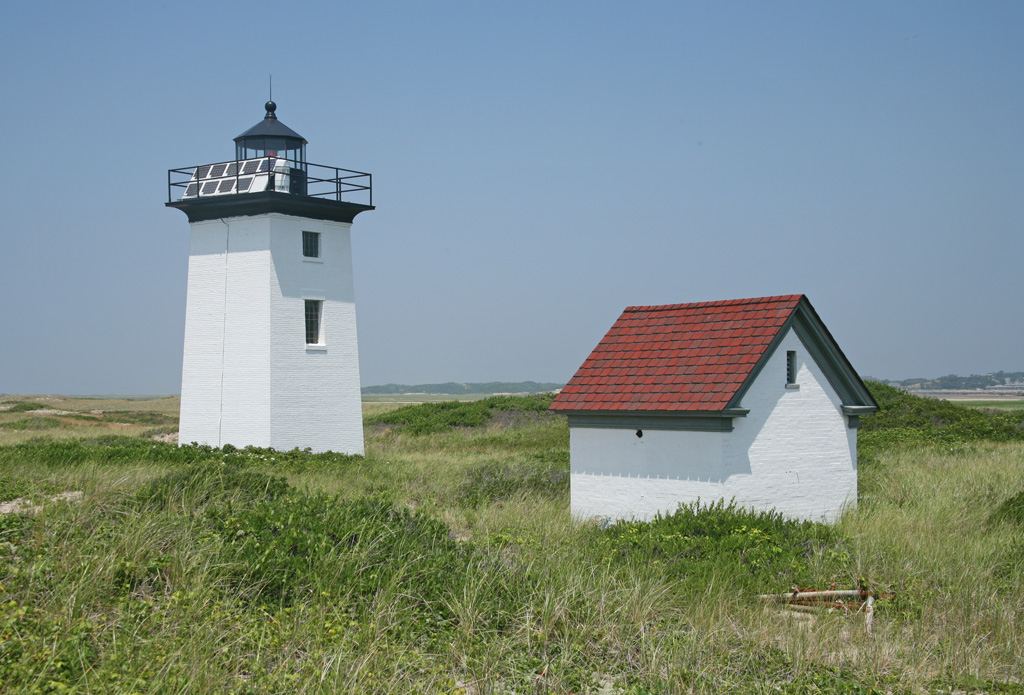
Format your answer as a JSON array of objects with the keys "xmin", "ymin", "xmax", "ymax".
[
  {"xmin": 0, "ymin": 437, "xmax": 362, "ymax": 473},
  {"xmin": 858, "ymin": 382, "xmax": 1024, "ymax": 467},
  {"xmin": 365, "ymin": 393, "xmax": 556, "ymax": 434},
  {"xmin": 590, "ymin": 499, "xmax": 847, "ymax": 592},
  {"xmin": 0, "ymin": 474, "xmax": 63, "ymax": 502},
  {"xmin": 0, "ymin": 436, "xmax": 208, "ymax": 468},
  {"xmin": 3, "ymin": 417, "xmax": 61, "ymax": 431},
  {"xmin": 99, "ymin": 411, "xmax": 178, "ymax": 426},
  {"xmin": 1, "ymin": 402, "xmax": 47, "ymax": 413},
  {"xmin": 0, "ymin": 600, "xmax": 102, "ymax": 690}
]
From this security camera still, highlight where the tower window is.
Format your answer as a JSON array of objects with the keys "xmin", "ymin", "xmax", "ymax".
[
  {"xmin": 302, "ymin": 231, "xmax": 320, "ymax": 258},
  {"xmin": 786, "ymin": 350, "xmax": 797, "ymax": 385},
  {"xmin": 305, "ymin": 300, "xmax": 323, "ymax": 344}
]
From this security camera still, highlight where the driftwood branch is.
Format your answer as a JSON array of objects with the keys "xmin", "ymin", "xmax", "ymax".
[
  {"xmin": 761, "ymin": 586, "xmax": 892, "ymax": 632},
  {"xmin": 759, "ymin": 589, "xmax": 868, "ymax": 602}
]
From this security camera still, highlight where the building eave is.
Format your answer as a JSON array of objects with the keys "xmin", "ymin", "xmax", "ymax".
[
  {"xmin": 166, "ymin": 191, "xmax": 374, "ymax": 225},
  {"xmin": 565, "ymin": 408, "xmax": 748, "ymax": 433}
]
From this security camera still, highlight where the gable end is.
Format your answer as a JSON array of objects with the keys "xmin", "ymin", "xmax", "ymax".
[{"xmin": 726, "ymin": 297, "xmax": 877, "ymax": 412}]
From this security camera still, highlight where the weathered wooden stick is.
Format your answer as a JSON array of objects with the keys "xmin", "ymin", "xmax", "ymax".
[
  {"xmin": 783, "ymin": 604, "xmax": 820, "ymax": 614},
  {"xmin": 759, "ymin": 589, "xmax": 866, "ymax": 601},
  {"xmin": 789, "ymin": 599, "xmax": 860, "ymax": 609},
  {"xmin": 864, "ymin": 595, "xmax": 875, "ymax": 634}
]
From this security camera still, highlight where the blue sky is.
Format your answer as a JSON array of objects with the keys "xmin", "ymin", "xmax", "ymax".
[{"xmin": 1, "ymin": 1, "xmax": 1021, "ymax": 394}]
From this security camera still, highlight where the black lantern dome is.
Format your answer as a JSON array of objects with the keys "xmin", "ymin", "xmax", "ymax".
[{"xmin": 234, "ymin": 101, "xmax": 307, "ymax": 171}]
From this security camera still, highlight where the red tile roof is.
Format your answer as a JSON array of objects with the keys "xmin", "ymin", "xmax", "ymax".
[{"xmin": 550, "ymin": 295, "xmax": 804, "ymax": 413}]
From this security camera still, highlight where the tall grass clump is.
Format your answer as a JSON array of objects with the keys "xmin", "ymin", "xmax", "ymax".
[
  {"xmin": 989, "ymin": 489, "xmax": 1024, "ymax": 526},
  {"xmin": 457, "ymin": 453, "xmax": 569, "ymax": 505},
  {"xmin": 133, "ymin": 462, "xmax": 291, "ymax": 511},
  {"xmin": 208, "ymin": 493, "xmax": 463, "ymax": 609}
]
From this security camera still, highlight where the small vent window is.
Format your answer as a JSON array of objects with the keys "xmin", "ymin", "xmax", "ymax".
[
  {"xmin": 305, "ymin": 300, "xmax": 322, "ymax": 344},
  {"xmin": 786, "ymin": 350, "xmax": 797, "ymax": 385},
  {"xmin": 302, "ymin": 231, "xmax": 320, "ymax": 258}
]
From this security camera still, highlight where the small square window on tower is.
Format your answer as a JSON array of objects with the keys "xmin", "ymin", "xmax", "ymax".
[
  {"xmin": 305, "ymin": 299, "xmax": 323, "ymax": 344},
  {"xmin": 302, "ymin": 231, "xmax": 320, "ymax": 258}
]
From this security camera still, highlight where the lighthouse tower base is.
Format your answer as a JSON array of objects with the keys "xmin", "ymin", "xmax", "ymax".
[{"xmin": 178, "ymin": 213, "xmax": 364, "ymax": 455}]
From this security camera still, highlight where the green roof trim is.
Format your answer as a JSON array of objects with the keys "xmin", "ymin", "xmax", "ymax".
[{"xmin": 568, "ymin": 409, "xmax": 748, "ymax": 433}]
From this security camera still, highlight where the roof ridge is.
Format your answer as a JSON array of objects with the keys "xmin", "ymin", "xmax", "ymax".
[{"xmin": 624, "ymin": 294, "xmax": 803, "ymax": 313}]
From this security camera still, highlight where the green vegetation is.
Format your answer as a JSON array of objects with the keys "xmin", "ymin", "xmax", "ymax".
[
  {"xmin": 594, "ymin": 500, "xmax": 847, "ymax": 594},
  {"xmin": 0, "ymin": 396, "xmax": 182, "ymax": 445},
  {"xmin": 4, "ymin": 416, "xmax": 61, "ymax": 431},
  {"xmin": 858, "ymin": 381, "xmax": 1024, "ymax": 454},
  {"xmin": 962, "ymin": 400, "xmax": 1024, "ymax": 412},
  {"xmin": 365, "ymin": 392, "xmax": 555, "ymax": 434},
  {"xmin": 0, "ymin": 390, "xmax": 1022, "ymax": 692},
  {"xmin": 1, "ymin": 401, "xmax": 47, "ymax": 413},
  {"xmin": 0, "ymin": 437, "xmax": 362, "ymax": 474},
  {"xmin": 362, "ymin": 381, "xmax": 563, "ymax": 395},
  {"xmin": 99, "ymin": 410, "xmax": 179, "ymax": 426},
  {"xmin": 886, "ymin": 370, "xmax": 1024, "ymax": 390}
]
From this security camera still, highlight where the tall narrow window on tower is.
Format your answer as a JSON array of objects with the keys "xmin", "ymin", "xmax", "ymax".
[
  {"xmin": 305, "ymin": 300, "xmax": 323, "ymax": 344},
  {"xmin": 786, "ymin": 350, "xmax": 797, "ymax": 386},
  {"xmin": 302, "ymin": 231, "xmax": 320, "ymax": 258}
]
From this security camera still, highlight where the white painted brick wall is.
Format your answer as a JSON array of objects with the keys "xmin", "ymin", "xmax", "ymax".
[
  {"xmin": 570, "ymin": 328, "xmax": 857, "ymax": 523},
  {"xmin": 179, "ymin": 213, "xmax": 364, "ymax": 455},
  {"xmin": 268, "ymin": 215, "xmax": 363, "ymax": 454}
]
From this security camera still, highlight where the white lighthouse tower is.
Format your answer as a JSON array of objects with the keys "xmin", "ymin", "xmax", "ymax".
[{"xmin": 167, "ymin": 101, "xmax": 373, "ymax": 454}]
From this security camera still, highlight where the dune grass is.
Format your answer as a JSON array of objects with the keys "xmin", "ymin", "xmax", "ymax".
[
  {"xmin": 0, "ymin": 389, "xmax": 1022, "ymax": 693},
  {"xmin": 0, "ymin": 396, "xmax": 181, "ymax": 446}
]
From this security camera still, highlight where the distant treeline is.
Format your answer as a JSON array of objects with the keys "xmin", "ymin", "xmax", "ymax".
[
  {"xmin": 362, "ymin": 381, "xmax": 563, "ymax": 395},
  {"xmin": 886, "ymin": 371, "xmax": 1024, "ymax": 390}
]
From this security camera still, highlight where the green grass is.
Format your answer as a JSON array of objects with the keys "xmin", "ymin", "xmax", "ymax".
[
  {"xmin": 957, "ymin": 399, "xmax": 1024, "ymax": 412},
  {"xmin": 0, "ymin": 391, "xmax": 1022, "ymax": 693}
]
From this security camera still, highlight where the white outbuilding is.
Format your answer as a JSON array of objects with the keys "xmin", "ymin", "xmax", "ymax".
[
  {"xmin": 550, "ymin": 295, "xmax": 877, "ymax": 523},
  {"xmin": 167, "ymin": 101, "xmax": 373, "ymax": 454}
]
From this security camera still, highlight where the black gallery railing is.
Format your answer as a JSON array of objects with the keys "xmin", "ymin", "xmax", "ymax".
[{"xmin": 168, "ymin": 158, "xmax": 372, "ymax": 207}]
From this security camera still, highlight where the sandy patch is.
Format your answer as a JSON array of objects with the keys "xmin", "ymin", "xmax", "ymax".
[{"xmin": 0, "ymin": 491, "xmax": 84, "ymax": 515}]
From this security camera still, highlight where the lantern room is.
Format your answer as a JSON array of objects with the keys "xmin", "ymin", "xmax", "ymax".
[
  {"xmin": 234, "ymin": 100, "xmax": 307, "ymax": 171},
  {"xmin": 167, "ymin": 100, "xmax": 373, "ymax": 215}
]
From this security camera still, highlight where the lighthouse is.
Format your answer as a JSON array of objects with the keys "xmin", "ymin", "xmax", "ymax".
[{"xmin": 167, "ymin": 101, "xmax": 373, "ymax": 454}]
